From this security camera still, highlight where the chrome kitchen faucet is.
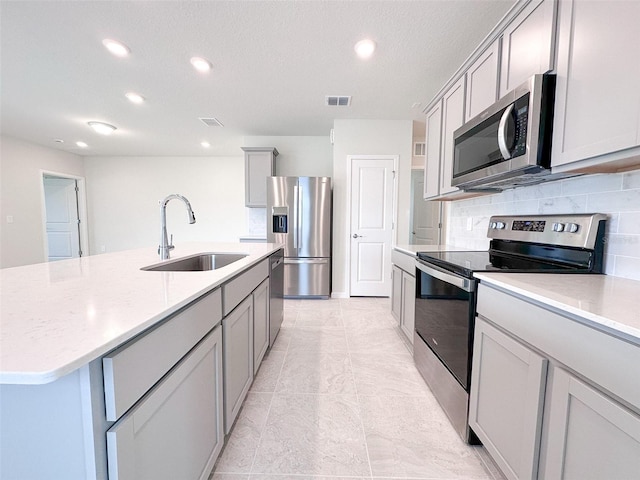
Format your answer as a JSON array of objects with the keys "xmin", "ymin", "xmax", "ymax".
[{"xmin": 158, "ymin": 194, "xmax": 196, "ymax": 259}]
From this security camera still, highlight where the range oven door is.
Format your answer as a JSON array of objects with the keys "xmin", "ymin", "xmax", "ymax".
[{"xmin": 414, "ymin": 260, "xmax": 476, "ymax": 390}]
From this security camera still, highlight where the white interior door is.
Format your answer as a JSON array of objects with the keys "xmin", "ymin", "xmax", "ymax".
[
  {"xmin": 349, "ymin": 157, "xmax": 395, "ymax": 297},
  {"xmin": 410, "ymin": 169, "xmax": 441, "ymax": 245},
  {"xmin": 43, "ymin": 176, "xmax": 81, "ymax": 261}
]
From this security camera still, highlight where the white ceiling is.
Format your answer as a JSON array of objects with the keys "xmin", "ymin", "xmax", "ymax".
[{"xmin": 0, "ymin": 0, "xmax": 515, "ymax": 157}]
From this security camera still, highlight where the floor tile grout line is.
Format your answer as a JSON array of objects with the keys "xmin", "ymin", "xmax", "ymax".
[{"xmin": 247, "ymin": 310, "xmax": 293, "ymax": 476}]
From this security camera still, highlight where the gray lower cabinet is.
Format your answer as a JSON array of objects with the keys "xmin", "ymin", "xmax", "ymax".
[
  {"xmin": 223, "ymin": 295, "xmax": 254, "ymax": 434},
  {"xmin": 391, "ymin": 265, "xmax": 403, "ymax": 323},
  {"xmin": 106, "ymin": 326, "xmax": 224, "ymax": 480},
  {"xmin": 540, "ymin": 368, "xmax": 640, "ymax": 480},
  {"xmin": 473, "ymin": 283, "xmax": 640, "ymax": 480},
  {"xmin": 391, "ymin": 250, "xmax": 416, "ymax": 344},
  {"xmin": 253, "ymin": 278, "xmax": 270, "ymax": 374},
  {"xmin": 469, "ymin": 317, "xmax": 547, "ymax": 480}
]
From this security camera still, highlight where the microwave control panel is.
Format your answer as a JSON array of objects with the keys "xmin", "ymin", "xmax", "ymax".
[{"xmin": 512, "ymin": 93, "xmax": 530, "ymax": 158}]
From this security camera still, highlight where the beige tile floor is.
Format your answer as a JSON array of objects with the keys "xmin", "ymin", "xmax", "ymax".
[{"xmin": 210, "ymin": 297, "xmax": 504, "ymax": 480}]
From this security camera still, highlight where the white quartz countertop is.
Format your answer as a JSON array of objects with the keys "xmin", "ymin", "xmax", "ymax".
[
  {"xmin": 474, "ymin": 273, "xmax": 640, "ymax": 344},
  {"xmin": 0, "ymin": 242, "xmax": 282, "ymax": 385},
  {"xmin": 393, "ymin": 244, "xmax": 472, "ymax": 256}
]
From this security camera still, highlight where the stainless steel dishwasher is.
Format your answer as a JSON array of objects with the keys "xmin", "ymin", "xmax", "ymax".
[{"xmin": 269, "ymin": 248, "xmax": 284, "ymax": 346}]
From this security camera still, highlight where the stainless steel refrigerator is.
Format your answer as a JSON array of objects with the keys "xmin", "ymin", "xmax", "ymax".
[{"xmin": 267, "ymin": 177, "xmax": 331, "ymax": 298}]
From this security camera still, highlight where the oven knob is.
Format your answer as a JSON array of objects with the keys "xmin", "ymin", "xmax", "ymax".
[
  {"xmin": 496, "ymin": 221, "xmax": 506, "ymax": 230},
  {"xmin": 490, "ymin": 222, "xmax": 497, "ymax": 229},
  {"xmin": 567, "ymin": 223, "xmax": 579, "ymax": 233},
  {"xmin": 553, "ymin": 222, "xmax": 565, "ymax": 232}
]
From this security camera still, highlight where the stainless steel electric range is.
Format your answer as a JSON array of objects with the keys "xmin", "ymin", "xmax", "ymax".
[{"xmin": 413, "ymin": 213, "xmax": 607, "ymax": 443}]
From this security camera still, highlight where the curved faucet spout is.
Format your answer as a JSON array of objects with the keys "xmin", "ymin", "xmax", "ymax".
[{"xmin": 158, "ymin": 194, "xmax": 196, "ymax": 259}]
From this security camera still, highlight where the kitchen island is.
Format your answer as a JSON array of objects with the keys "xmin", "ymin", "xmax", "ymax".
[{"xmin": 0, "ymin": 242, "xmax": 283, "ymax": 479}]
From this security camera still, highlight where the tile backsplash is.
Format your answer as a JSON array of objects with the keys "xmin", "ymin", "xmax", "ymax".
[{"xmin": 445, "ymin": 170, "xmax": 640, "ymax": 281}]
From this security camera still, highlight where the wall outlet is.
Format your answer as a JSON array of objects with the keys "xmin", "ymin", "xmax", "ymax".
[
  {"xmin": 6, "ymin": 215, "xmax": 14, "ymax": 224},
  {"xmin": 466, "ymin": 217, "xmax": 473, "ymax": 231}
]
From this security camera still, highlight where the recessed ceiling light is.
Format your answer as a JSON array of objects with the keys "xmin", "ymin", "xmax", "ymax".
[
  {"xmin": 76, "ymin": 141, "xmax": 88, "ymax": 148},
  {"xmin": 201, "ymin": 141, "xmax": 211, "ymax": 148},
  {"xmin": 125, "ymin": 92, "xmax": 145, "ymax": 104},
  {"xmin": 88, "ymin": 121, "xmax": 117, "ymax": 135},
  {"xmin": 190, "ymin": 56, "xmax": 212, "ymax": 73},
  {"xmin": 102, "ymin": 39, "xmax": 130, "ymax": 57},
  {"xmin": 354, "ymin": 39, "xmax": 376, "ymax": 59}
]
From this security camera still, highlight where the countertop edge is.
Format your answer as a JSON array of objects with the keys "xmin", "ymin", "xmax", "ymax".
[
  {"xmin": 0, "ymin": 243, "xmax": 283, "ymax": 385},
  {"xmin": 475, "ymin": 273, "xmax": 640, "ymax": 344}
]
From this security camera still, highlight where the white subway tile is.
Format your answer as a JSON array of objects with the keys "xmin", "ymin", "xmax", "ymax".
[
  {"xmin": 538, "ymin": 195, "xmax": 587, "ymax": 214},
  {"xmin": 613, "ymin": 255, "xmax": 640, "ymax": 281},
  {"xmin": 561, "ymin": 173, "xmax": 622, "ymax": 196},
  {"xmin": 603, "ymin": 234, "xmax": 640, "ymax": 257},
  {"xmin": 587, "ymin": 189, "xmax": 640, "ymax": 213},
  {"xmin": 622, "ymin": 169, "xmax": 640, "ymax": 189},
  {"xmin": 618, "ymin": 211, "xmax": 640, "ymax": 234}
]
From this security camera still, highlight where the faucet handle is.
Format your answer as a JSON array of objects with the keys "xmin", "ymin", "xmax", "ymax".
[{"xmin": 168, "ymin": 234, "xmax": 175, "ymax": 250}]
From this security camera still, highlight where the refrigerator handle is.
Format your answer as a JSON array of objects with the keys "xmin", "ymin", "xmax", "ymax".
[
  {"xmin": 297, "ymin": 185, "xmax": 303, "ymax": 250},
  {"xmin": 293, "ymin": 185, "xmax": 299, "ymax": 250}
]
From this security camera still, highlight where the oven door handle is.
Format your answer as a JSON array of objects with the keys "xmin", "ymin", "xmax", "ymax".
[{"xmin": 415, "ymin": 260, "xmax": 474, "ymax": 292}]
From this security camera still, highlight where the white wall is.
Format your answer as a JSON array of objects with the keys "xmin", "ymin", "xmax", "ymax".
[
  {"xmin": 83, "ymin": 155, "xmax": 245, "ymax": 254},
  {"xmin": 242, "ymin": 135, "xmax": 332, "ymax": 177},
  {"xmin": 445, "ymin": 171, "xmax": 640, "ymax": 281},
  {"xmin": 331, "ymin": 119, "xmax": 413, "ymax": 297},
  {"xmin": 0, "ymin": 136, "xmax": 85, "ymax": 268}
]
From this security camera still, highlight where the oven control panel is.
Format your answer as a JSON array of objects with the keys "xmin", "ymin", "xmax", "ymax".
[{"xmin": 487, "ymin": 214, "xmax": 607, "ymax": 249}]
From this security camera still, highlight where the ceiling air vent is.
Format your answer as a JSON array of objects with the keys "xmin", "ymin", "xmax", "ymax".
[
  {"xmin": 199, "ymin": 117, "xmax": 224, "ymax": 127},
  {"xmin": 325, "ymin": 95, "xmax": 351, "ymax": 107}
]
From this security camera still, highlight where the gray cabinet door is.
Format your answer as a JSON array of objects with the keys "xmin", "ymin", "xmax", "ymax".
[
  {"xmin": 465, "ymin": 40, "xmax": 500, "ymax": 121},
  {"xmin": 469, "ymin": 317, "xmax": 547, "ymax": 480},
  {"xmin": 540, "ymin": 367, "xmax": 640, "ymax": 480},
  {"xmin": 106, "ymin": 326, "xmax": 224, "ymax": 480},
  {"xmin": 391, "ymin": 264, "xmax": 402, "ymax": 324},
  {"xmin": 244, "ymin": 148, "xmax": 276, "ymax": 207},
  {"xmin": 551, "ymin": 0, "xmax": 640, "ymax": 169},
  {"xmin": 499, "ymin": 0, "xmax": 556, "ymax": 98},
  {"xmin": 423, "ymin": 100, "xmax": 442, "ymax": 199},
  {"xmin": 400, "ymin": 271, "xmax": 415, "ymax": 344},
  {"xmin": 440, "ymin": 76, "xmax": 465, "ymax": 195},
  {"xmin": 223, "ymin": 296, "xmax": 254, "ymax": 434},
  {"xmin": 253, "ymin": 278, "xmax": 270, "ymax": 374}
]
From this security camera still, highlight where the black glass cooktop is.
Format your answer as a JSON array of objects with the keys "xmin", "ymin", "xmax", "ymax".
[{"xmin": 417, "ymin": 249, "xmax": 585, "ymax": 278}]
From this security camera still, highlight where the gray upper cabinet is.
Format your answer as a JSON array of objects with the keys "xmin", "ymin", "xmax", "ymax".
[
  {"xmin": 499, "ymin": 0, "xmax": 556, "ymax": 98},
  {"xmin": 465, "ymin": 40, "xmax": 500, "ymax": 122},
  {"xmin": 423, "ymin": 101, "xmax": 443, "ymax": 199},
  {"xmin": 440, "ymin": 77, "xmax": 466, "ymax": 196},
  {"xmin": 551, "ymin": 0, "xmax": 640, "ymax": 173},
  {"xmin": 242, "ymin": 147, "xmax": 278, "ymax": 207}
]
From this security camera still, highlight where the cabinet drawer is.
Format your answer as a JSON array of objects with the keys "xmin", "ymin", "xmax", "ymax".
[
  {"xmin": 391, "ymin": 249, "xmax": 416, "ymax": 274},
  {"xmin": 106, "ymin": 326, "xmax": 223, "ymax": 480},
  {"xmin": 477, "ymin": 283, "xmax": 640, "ymax": 410},
  {"xmin": 103, "ymin": 288, "xmax": 222, "ymax": 421},
  {"xmin": 223, "ymin": 258, "xmax": 268, "ymax": 316}
]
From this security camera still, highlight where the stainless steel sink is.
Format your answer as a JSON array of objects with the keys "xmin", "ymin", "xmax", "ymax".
[{"xmin": 141, "ymin": 253, "xmax": 248, "ymax": 272}]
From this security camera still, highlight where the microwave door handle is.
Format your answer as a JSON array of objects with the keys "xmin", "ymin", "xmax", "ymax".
[{"xmin": 497, "ymin": 104, "xmax": 514, "ymax": 160}]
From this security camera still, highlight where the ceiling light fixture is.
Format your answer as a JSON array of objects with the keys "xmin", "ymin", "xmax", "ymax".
[
  {"xmin": 201, "ymin": 141, "xmax": 211, "ymax": 148},
  {"xmin": 102, "ymin": 39, "xmax": 130, "ymax": 57},
  {"xmin": 354, "ymin": 39, "xmax": 376, "ymax": 59},
  {"xmin": 190, "ymin": 56, "xmax": 212, "ymax": 73},
  {"xmin": 88, "ymin": 121, "xmax": 117, "ymax": 135},
  {"xmin": 125, "ymin": 92, "xmax": 145, "ymax": 104},
  {"xmin": 76, "ymin": 141, "xmax": 88, "ymax": 148}
]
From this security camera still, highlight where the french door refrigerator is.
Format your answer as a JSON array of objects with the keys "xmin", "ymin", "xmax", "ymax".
[{"xmin": 267, "ymin": 176, "xmax": 331, "ymax": 298}]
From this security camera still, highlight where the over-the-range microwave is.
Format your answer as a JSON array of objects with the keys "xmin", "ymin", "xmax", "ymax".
[{"xmin": 452, "ymin": 74, "xmax": 557, "ymax": 191}]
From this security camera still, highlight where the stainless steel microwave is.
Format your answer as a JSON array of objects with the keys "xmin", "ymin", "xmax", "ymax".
[{"xmin": 451, "ymin": 74, "xmax": 556, "ymax": 191}]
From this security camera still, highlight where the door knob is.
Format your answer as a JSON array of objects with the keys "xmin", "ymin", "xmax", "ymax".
[{"xmin": 352, "ymin": 234, "xmax": 362, "ymax": 238}]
